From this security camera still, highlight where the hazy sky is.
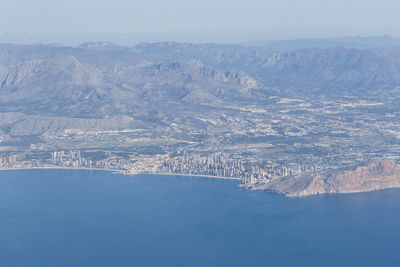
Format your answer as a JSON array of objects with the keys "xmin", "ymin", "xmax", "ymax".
[{"xmin": 1, "ymin": 0, "xmax": 400, "ymax": 43}]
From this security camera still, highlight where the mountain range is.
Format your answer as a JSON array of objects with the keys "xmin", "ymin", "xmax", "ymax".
[{"xmin": 0, "ymin": 39, "xmax": 400, "ymax": 196}]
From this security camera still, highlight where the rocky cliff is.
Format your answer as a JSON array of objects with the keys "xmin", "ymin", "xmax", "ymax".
[
  {"xmin": 251, "ymin": 160, "xmax": 400, "ymax": 197},
  {"xmin": 263, "ymin": 160, "xmax": 400, "ymax": 197},
  {"xmin": 300, "ymin": 160, "xmax": 400, "ymax": 196}
]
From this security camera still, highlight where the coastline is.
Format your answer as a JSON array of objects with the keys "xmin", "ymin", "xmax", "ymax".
[
  {"xmin": 0, "ymin": 166, "xmax": 125, "ymax": 174},
  {"xmin": 3, "ymin": 166, "xmax": 399, "ymax": 197},
  {"xmin": 0, "ymin": 167, "xmax": 242, "ymax": 181},
  {"xmin": 138, "ymin": 172, "xmax": 242, "ymax": 180}
]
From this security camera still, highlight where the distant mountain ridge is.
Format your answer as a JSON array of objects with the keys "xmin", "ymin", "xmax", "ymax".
[
  {"xmin": 247, "ymin": 35, "xmax": 400, "ymax": 49},
  {"xmin": 0, "ymin": 41, "xmax": 400, "ymax": 120},
  {"xmin": 0, "ymin": 47, "xmax": 262, "ymax": 120}
]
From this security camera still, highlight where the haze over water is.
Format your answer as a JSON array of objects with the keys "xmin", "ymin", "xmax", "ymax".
[{"xmin": 1, "ymin": 169, "xmax": 399, "ymax": 266}]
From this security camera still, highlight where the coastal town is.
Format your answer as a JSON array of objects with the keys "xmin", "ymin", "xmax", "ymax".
[
  {"xmin": 0, "ymin": 147, "xmax": 370, "ymax": 186},
  {"xmin": 0, "ymin": 150, "xmax": 318, "ymax": 182}
]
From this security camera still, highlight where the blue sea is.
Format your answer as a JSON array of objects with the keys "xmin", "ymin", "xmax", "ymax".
[{"xmin": 0, "ymin": 169, "xmax": 399, "ymax": 267}]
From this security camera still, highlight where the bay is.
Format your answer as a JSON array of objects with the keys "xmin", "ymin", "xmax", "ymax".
[{"xmin": 0, "ymin": 169, "xmax": 399, "ymax": 266}]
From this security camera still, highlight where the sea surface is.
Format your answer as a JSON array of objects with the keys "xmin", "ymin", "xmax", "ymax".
[{"xmin": 0, "ymin": 169, "xmax": 399, "ymax": 267}]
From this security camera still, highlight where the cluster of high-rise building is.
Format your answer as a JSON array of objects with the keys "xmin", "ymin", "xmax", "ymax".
[
  {"xmin": 158, "ymin": 152, "xmax": 324, "ymax": 184},
  {"xmin": 160, "ymin": 152, "xmax": 247, "ymax": 178},
  {"xmin": 0, "ymin": 155, "xmax": 18, "ymax": 167},
  {"xmin": 51, "ymin": 150, "xmax": 92, "ymax": 168}
]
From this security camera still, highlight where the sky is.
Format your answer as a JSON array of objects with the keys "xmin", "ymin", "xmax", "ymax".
[{"xmin": 1, "ymin": 0, "xmax": 400, "ymax": 44}]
